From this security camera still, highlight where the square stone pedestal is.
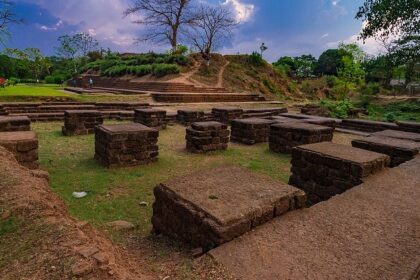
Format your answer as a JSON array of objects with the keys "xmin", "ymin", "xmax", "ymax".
[
  {"xmin": 270, "ymin": 122, "xmax": 334, "ymax": 153},
  {"xmin": 134, "ymin": 108, "xmax": 167, "ymax": 129},
  {"xmin": 62, "ymin": 110, "xmax": 103, "ymax": 136},
  {"xmin": 95, "ymin": 123, "xmax": 159, "ymax": 168},
  {"xmin": 186, "ymin": 121, "xmax": 229, "ymax": 153},
  {"xmin": 177, "ymin": 110, "xmax": 205, "ymax": 125},
  {"xmin": 289, "ymin": 142, "xmax": 390, "ymax": 204},
  {"xmin": 0, "ymin": 116, "xmax": 31, "ymax": 132},
  {"xmin": 0, "ymin": 131, "xmax": 38, "ymax": 169},
  {"xmin": 231, "ymin": 118, "xmax": 276, "ymax": 145},
  {"xmin": 212, "ymin": 108, "xmax": 243, "ymax": 124},
  {"xmin": 152, "ymin": 166, "xmax": 306, "ymax": 250}
]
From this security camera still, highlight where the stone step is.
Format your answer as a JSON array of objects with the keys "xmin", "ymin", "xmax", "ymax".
[{"xmin": 152, "ymin": 92, "xmax": 261, "ymax": 103}]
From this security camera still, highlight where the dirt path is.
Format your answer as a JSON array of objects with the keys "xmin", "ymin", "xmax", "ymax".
[
  {"xmin": 210, "ymin": 157, "xmax": 420, "ymax": 280},
  {"xmin": 216, "ymin": 61, "xmax": 230, "ymax": 88}
]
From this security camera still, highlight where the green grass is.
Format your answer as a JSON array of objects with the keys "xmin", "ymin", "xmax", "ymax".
[
  {"xmin": 35, "ymin": 122, "xmax": 292, "ymax": 240},
  {"xmin": 367, "ymin": 99, "xmax": 420, "ymax": 122},
  {"xmin": 0, "ymin": 84, "xmax": 78, "ymax": 102}
]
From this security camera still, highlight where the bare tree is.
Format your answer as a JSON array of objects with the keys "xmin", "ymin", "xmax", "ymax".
[
  {"xmin": 189, "ymin": 5, "xmax": 236, "ymax": 65},
  {"xmin": 0, "ymin": 0, "xmax": 21, "ymax": 44},
  {"xmin": 124, "ymin": 0, "xmax": 196, "ymax": 51}
]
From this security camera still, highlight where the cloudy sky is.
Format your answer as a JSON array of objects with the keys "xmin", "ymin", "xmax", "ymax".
[{"xmin": 3, "ymin": 0, "xmax": 383, "ymax": 61}]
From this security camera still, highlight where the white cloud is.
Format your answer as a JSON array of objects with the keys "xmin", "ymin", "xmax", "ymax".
[
  {"xmin": 222, "ymin": 0, "xmax": 255, "ymax": 23},
  {"xmin": 320, "ymin": 33, "xmax": 329, "ymax": 39},
  {"xmin": 39, "ymin": 20, "xmax": 63, "ymax": 31}
]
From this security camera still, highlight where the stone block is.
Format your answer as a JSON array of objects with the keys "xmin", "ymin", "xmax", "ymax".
[
  {"xmin": 62, "ymin": 110, "xmax": 103, "ymax": 136},
  {"xmin": 269, "ymin": 122, "xmax": 334, "ymax": 153},
  {"xmin": 177, "ymin": 109, "xmax": 205, "ymax": 125},
  {"xmin": 289, "ymin": 142, "xmax": 390, "ymax": 204},
  {"xmin": 134, "ymin": 108, "xmax": 167, "ymax": 129},
  {"xmin": 0, "ymin": 131, "xmax": 38, "ymax": 169},
  {"xmin": 352, "ymin": 136, "xmax": 419, "ymax": 167},
  {"xmin": 152, "ymin": 166, "xmax": 306, "ymax": 250},
  {"xmin": 94, "ymin": 124, "xmax": 159, "ymax": 168},
  {"xmin": 371, "ymin": 129, "xmax": 420, "ymax": 142},
  {"xmin": 0, "ymin": 116, "xmax": 31, "ymax": 132},
  {"xmin": 186, "ymin": 121, "xmax": 229, "ymax": 153},
  {"xmin": 212, "ymin": 108, "xmax": 244, "ymax": 124},
  {"xmin": 231, "ymin": 118, "xmax": 276, "ymax": 145},
  {"xmin": 396, "ymin": 121, "xmax": 420, "ymax": 133}
]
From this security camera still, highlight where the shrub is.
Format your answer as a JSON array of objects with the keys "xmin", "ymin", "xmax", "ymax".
[
  {"xmin": 152, "ymin": 64, "xmax": 180, "ymax": 77},
  {"xmin": 103, "ymin": 65, "xmax": 128, "ymax": 77},
  {"xmin": 384, "ymin": 112, "xmax": 397, "ymax": 122},
  {"xmin": 45, "ymin": 75, "xmax": 65, "ymax": 84},
  {"xmin": 319, "ymin": 99, "xmax": 354, "ymax": 119},
  {"xmin": 358, "ymin": 82, "xmax": 380, "ymax": 108},
  {"xmin": 247, "ymin": 52, "xmax": 264, "ymax": 66}
]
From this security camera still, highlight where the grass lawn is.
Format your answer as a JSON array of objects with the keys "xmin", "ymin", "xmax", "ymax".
[
  {"xmin": 35, "ymin": 122, "xmax": 292, "ymax": 240},
  {"xmin": 0, "ymin": 84, "xmax": 76, "ymax": 101}
]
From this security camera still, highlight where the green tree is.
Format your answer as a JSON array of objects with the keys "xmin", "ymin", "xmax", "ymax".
[
  {"xmin": 5, "ymin": 48, "xmax": 51, "ymax": 81},
  {"xmin": 273, "ymin": 55, "xmax": 317, "ymax": 78},
  {"xmin": 316, "ymin": 49, "xmax": 349, "ymax": 76},
  {"xmin": 338, "ymin": 43, "xmax": 366, "ymax": 63},
  {"xmin": 356, "ymin": 0, "xmax": 420, "ymax": 40}
]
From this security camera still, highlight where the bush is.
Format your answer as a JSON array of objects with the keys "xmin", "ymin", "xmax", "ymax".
[
  {"xmin": 358, "ymin": 82, "xmax": 380, "ymax": 108},
  {"xmin": 103, "ymin": 64, "xmax": 128, "ymax": 77},
  {"xmin": 152, "ymin": 64, "xmax": 180, "ymax": 77},
  {"xmin": 45, "ymin": 75, "xmax": 65, "ymax": 84},
  {"xmin": 247, "ymin": 52, "xmax": 264, "ymax": 66},
  {"xmin": 319, "ymin": 99, "xmax": 354, "ymax": 119},
  {"xmin": 384, "ymin": 112, "xmax": 397, "ymax": 122},
  {"xmin": 126, "ymin": 65, "xmax": 153, "ymax": 76},
  {"xmin": 325, "ymin": 75, "xmax": 337, "ymax": 88}
]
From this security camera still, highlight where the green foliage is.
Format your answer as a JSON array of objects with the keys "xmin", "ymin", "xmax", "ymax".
[
  {"xmin": 368, "ymin": 100, "xmax": 420, "ymax": 122},
  {"xmin": 273, "ymin": 55, "xmax": 317, "ymax": 78},
  {"xmin": 358, "ymin": 82, "xmax": 380, "ymax": 108},
  {"xmin": 319, "ymin": 99, "xmax": 355, "ymax": 118},
  {"xmin": 316, "ymin": 48, "xmax": 350, "ymax": 76},
  {"xmin": 152, "ymin": 64, "xmax": 180, "ymax": 77},
  {"xmin": 102, "ymin": 63, "xmax": 180, "ymax": 77},
  {"xmin": 44, "ymin": 74, "xmax": 65, "ymax": 84},
  {"xmin": 247, "ymin": 52, "xmax": 264, "ymax": 66},
  {"xmin": 263, "ymin": 79, "xmax": 282, "ymax": 95},
  {"xmin": 384, "ymin": 112, "xmax": 397, "ymax": 122},
  {"xmin": 337, "ymin": 56, "xmax": 365, "ymax": 85}
]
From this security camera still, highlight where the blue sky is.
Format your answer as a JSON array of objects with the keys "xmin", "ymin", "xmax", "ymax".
[{"xmin": 3, "ymin": 0, "xmax": 382, "ymax": 61}]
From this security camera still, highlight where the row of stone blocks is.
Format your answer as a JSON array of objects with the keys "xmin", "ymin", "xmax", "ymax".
[
  {"xmin": 94, "ymin": 124, "xmax": 159, "ymax": 168},
  {"xmin": 0, "ymin": 116, "xmax": 31, "ymax": 132},
  {"xmin": 186, "ymin": 122, "xmax": 230, "ymax": 153},
  {"xmin": 62, "ymin": 110, "xmax": 103, "ymax": 136}
]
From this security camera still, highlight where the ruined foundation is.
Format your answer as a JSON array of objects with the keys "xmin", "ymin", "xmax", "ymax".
[{"xmin": 186, "ymin": 121, "xmax": 230, "ymax": 153}]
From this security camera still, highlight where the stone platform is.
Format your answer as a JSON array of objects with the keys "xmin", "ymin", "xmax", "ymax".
[
  {"xmin": 352, "ymin": 136, "xmax": 419, "ymax": 167},
  {"xmin": 152, "ymin": 166, "xmax": 306, "ymax": 250},
  {"xmin": 0, "ymin": 131, "xmax": 38, "ymax": 169},
  {"xmin": 134, "ymin": 108, "xmax": 167, "ymax": 129},
  {"xmin": 231, "ymin": 118, "xmax": 276, "ymax": 145},
  {"xmin": 186, "ymin": 122, "xmax": 229, "ymax": 153},
  {"xmin": 177, "ymin": 110, "xmax": 206, "ymax": 125},
  {"xmin": 210, "ymin": 158, "xmax": 420, "ymax": 280},
  {"xmin": 269, "ymin": 122, "xmax": 334, "ymax": 153},
  {"xmin": 212, "ymin": 108, "xmax": 243, "ymax": 124},
  {"xmin": 62, "ymin": 110, "xmax": 103, "ymax": 136},
  {"xmin": 94, "ymin": 124, "xmax": 159, "ymax": 168},
  {"xmin": 289, "ymin": 142, "xmax": 390, "ymax": 204},
  {"xmin": 0, "ymin": 116, "xmax": 31, "ymax": 132},
  {"xmin": 371, "ymin": 129, "xmax": 420, "ymax": 142},
  {"xmin": 396, "ymin": 121, "xmax": 420, "ymax": 133}
]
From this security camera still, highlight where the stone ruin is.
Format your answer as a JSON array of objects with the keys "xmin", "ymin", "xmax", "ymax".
[
  {"xmin": 94, "ymin": 123, "xmax": 159, "ymax": 168},
  {"xmin": 212, "ymin": 108, "xmax": 243, "ymax": 124},
  {"xmin": 270, "ymin": 122, "xmax": 334, "ymax": 153},
  {"xmin": 0, "ymin": 116, "xmax": 31, "ymax": 132},
  {"xmin": 134, "ymin": 108, "xmax": 167, "ymax": 130},
  {"xmin": 152, "ymin": 166, "xmax": 306, "ymax": 250},
  {"xmin": 0, "ymin": 131, "xmax": 39, "ymax": 169},
  {"xmin": 289, "ymin": 142, "xmax": 390, "ymax": 204},
  {"xmin": 231, "ymin": 118, "xmax": 275, "ymax": 145},
  {"xmin": 352, "ymin": 136, "xmax": 419, "ymax": 167},
  {"xmin": 176, "ymin": 109, "xmax": 206, "ymax": 125},
  {"xmin": 186, "ymin": 121, "xmax": 230, "ymax": 153},
  {"xmin": 62, "ymin": 110, "xmax": 103, "ymax": 136}
]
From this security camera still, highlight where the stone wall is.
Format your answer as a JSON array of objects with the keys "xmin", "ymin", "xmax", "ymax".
[
  {"xmin": 269, "ymin": 122, "xmax": 334, "ymax": 153},
  {"xmin": 62, "ymin": 110, "xmax": 103, "ymax": 136},
  {"xmin": 134, "ymin": 109, "xmax": 167, "ymax": 129},
  {"xmin": 231, "ymin": 118, "xmax": 276, "ymax": 145},
  {"xmin": 186, "ymin": 122, "xmax": 229, "ymax": 153},
  {"xmin": 289, "ymin": 142, "xmax": 390, "ymax": 204},
  {"xmin": 0, "ymin": 116, "xmax": 31, "ymax": 132},
  {"xmin": 0, "ymin": 131, "xmax": 38, "ymax": 169},
  {"xmin": 94, "ymin": 124, "xmax": 159, "ymax": 168}
]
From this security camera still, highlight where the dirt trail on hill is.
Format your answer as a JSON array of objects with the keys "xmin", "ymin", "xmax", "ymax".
[
  {"xmin": 216, "ymin": 61, "xmax": 230, "ymax": 88},
  {"xmin": 0, "ymin": 146, "xmax": 152, "ymax": 280}
]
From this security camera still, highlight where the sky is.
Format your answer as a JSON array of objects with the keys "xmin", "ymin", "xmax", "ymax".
[{"xmin": 3, "ymin": 0, "xmax": 384, "ymax": 62}]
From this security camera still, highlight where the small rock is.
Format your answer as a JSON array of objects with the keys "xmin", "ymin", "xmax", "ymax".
[
  {"xmin": 78, "ymin": 246, "xmax": 99, "ymax": 258},
  {"xmin": 106, "ymin": 220, "xmax": 135, "ymax": 230},
  {"xmin": 92, "ymin": 252, "xmax": 109, "ymax": 264},
  {"xmin": 139, "ymin": 201, "xmax": 149, "ymax": 207}
]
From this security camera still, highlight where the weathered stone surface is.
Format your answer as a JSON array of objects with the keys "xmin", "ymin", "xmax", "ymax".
[
  {"xmin": 340, "ymin": 119, "xmax": 398, "ymax": 132},
  {"xmin": 396, "ymin": 120, "xmax": 420, "ymax": 133},
  {"xmin": 94, "ymin": 123, "xmax": 159, "ymax": 168},
  {"xmin": 134, "ymin": 108, "xmax": 167, "ymax": 129},
  {"xmin": 289, "ymin": 142, "xmax": 390, "ymax": 204},
  {"xmin": 186, "ymin": 121, "xmax": 229, "ymax": 153},
  {"xmin": 62, "ymin": 110, "xmax": 103, "ymax": 136},
  {"xmin": 0, "ymin": 131, "xmax": 38, "ymax": 169},
  {"xmin": 212, "ymin": 108, "xmax": 244, "ymax": 124},
  {"xmin": 372, "ymin": 129, "xmax": 420, "ymax": 142},
  {"xmin": 152, "ymin": 166, "xmax": 306, "ymax": 249},
  {"xmin": 269, "ymin": 122, "xmax": 334, "ymax": 153},
  {"xmin": 0, "ymin": 116, "xmax": 31, "ymax": 132},
  {"xmin": 177, "ymin": 109, "xmax": 205, "ymax": 125},
  {"xmin": 231, "ymin": 118, "xmax": 276, "ymax": 145},
  {"xmin": 352, "ymin": 136, "xmax": 419, "ymax": 167}
]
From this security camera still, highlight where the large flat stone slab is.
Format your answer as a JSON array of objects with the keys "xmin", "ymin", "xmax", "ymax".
[
  {"xmin": 372, "ymin": 129, "xmax": 420, "ymax": 142},
  {"xmin": 0, "ymin": 116, "xmax": 31, "ymax": 132},
  {"xmin": 289, "ymin": 142, "xmax": 390, "ymax": 204},
  {"xmin": 396, "ymin": 120, "xmax": 420, "ymax": 133},
  {"xmin": 352, "ymin": 136, "xmax": 419, "ymax": 167},
  {"xmin": 210, "ymin": 157, "xmax": 420, "ymax": 280},
  {"xmin": 152, "ymin": 166, "xmax": 306, "ymax": 250}
]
